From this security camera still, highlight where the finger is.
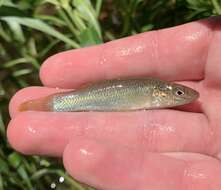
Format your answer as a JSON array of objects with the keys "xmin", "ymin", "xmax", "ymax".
[
  {"xmin": 7, "ymin": 110, "xmax": 212, "ymax": 157},
  {"xmin": 63, "ymin": 137, "xmax": 221, "ymax": 190},
  {"xmin": 204, "ymin": 16, "xmax": 221, "ymax": 87},
  {"xmin": 40, "ymin": 18, "xmax": 215, "ymax": 88},
  {"xmin": 9, "ymin": 81, "xmax": 203, "ymax": 118}
]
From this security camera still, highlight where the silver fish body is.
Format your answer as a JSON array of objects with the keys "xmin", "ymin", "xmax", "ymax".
[{"xmin": 50, "ymin": 78, "xmax": 199, "ymax": 112}]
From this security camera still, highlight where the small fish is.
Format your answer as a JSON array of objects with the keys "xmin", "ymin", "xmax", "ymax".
[{"xmin": 19, "ymin": 77, "xmax": 199, "ymax": 112}]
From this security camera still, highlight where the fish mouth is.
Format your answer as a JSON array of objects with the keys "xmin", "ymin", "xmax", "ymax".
[
  {"xmin": 184, "ymin": 89, "xmax": 200, "ymax": 104},
  {"xmin": 190, "ymin": 89, "xmax": 200, "ymax": 101}
]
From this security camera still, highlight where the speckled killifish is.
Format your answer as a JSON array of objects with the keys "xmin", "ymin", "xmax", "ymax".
[{"xmin": 19, "ymin": 77, "xmax": 199, "ymax": 112}]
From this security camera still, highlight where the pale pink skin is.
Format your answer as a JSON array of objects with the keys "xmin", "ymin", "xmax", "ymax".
[{"xmin": 7, "ymin": 16, "xmax": 221, "ymax": 190}]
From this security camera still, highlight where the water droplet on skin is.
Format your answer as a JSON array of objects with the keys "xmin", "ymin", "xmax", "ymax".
[
  {"xmin": 151, "ymin": 123, "xmax": 176, "ymax": 134},
  {"xmin": 134, "ymin": 45, "xmax": 145, "ymax": 53},
  {"xmin": 117, "ymin": 44, "xmax": 146, "ymax": 57},
  {"xmin": 159, "ymin": 124, "xmax": 175, "ymax": 133},
  {"xmin": 185, "ymin": 31, "xmax": 202, "ymax": 41},
  {"xmin": 184, "ymin": 169, "xmax": 207, "ymax": 179},
  {"xmin": 28, "ymin": 126, "xmax": 36, "ymax": 134},
  {"xmin": 120, "ymin": 47, "xmax": 131, "ymax": 56},
  {"xmin": 80, "ymin": 148, "xmax": 93, "ymax": 156},
  {"xmin": 99, "ymin": 57, "xmax": 107, "ymax": 65}
]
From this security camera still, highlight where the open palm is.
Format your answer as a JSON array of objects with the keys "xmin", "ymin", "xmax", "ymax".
[{"xmin": 7, "ymin": 16, "xmax": 221, "ymax": 190}]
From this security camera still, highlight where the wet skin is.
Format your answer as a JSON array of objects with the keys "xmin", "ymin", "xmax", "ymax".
[{"xmin": 7, "ymin": 16, "xmax": 221, "ymax": 190}]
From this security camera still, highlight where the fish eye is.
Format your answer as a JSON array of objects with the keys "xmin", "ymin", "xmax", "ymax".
[{"xmin": 176, "ymin": 90, "xmax": 184, "ymax": 96}]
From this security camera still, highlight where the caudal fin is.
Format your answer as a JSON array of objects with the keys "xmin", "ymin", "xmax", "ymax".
[{"xmin": 19, "ymin": 96, "xmax": 53, "ymax": 112}]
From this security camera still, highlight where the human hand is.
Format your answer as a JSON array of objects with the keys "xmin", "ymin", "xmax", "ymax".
[{"xmin": 7, "ymin": 16, "xmax": 221, "ymax": 190}]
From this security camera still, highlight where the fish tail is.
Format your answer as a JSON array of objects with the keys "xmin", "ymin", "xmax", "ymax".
[{"xmin": 19, "ymin": 95, "xmax": 53, "ymax": 112}]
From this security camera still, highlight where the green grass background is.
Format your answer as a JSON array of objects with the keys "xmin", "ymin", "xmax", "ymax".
[{"xmin": 0, "ymin": 0, "xmax": 220, "ymax": 189}]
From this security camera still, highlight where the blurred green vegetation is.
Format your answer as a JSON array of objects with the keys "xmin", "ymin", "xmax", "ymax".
[{"xmin": 0, "ymin": 0, "xmax": 220, "ymax": 189}]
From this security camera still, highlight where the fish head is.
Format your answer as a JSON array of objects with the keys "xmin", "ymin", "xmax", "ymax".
[
  {"xmin": 170, "ymin": 83, "xmax": 199, "ymax": 106},
  {"xmin": 151, "ymin": 82, "xmax": 199, "ymax": 108}
]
